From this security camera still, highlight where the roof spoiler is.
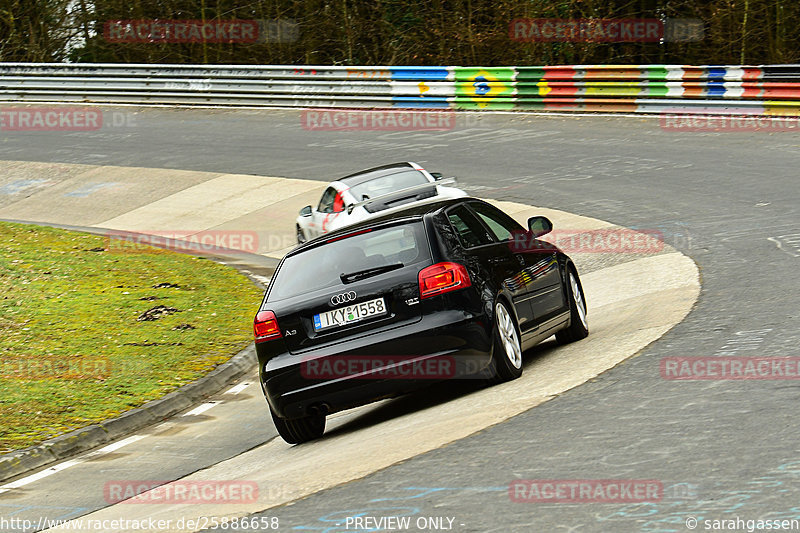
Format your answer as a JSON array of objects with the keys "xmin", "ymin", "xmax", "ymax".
[{"xmin": 346, "ymin": 177, "xmax": 458, "ymax": 215}]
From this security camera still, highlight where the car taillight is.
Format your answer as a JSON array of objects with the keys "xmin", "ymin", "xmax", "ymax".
[
  {"xmin": 418, "ymin": 262, "xmax": 472, "ymax": 299},
  {"xmin": 254, "ymin": 310, "xmax": 282, "ymax": 343}
]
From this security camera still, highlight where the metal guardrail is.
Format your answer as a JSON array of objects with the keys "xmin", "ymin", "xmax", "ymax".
[{"xmin": 1, "ymin": 63, "xmax": 799, "ymax": 114}]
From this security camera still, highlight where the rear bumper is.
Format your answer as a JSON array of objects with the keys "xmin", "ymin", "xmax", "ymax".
[{"xmin": 260, "ymin": 310, "xmax": 492, "ymax": 419}]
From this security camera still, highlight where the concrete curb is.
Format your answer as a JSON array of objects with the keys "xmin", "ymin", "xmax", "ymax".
[{"xmin": 0, "ymin": 343, "xmax": 257, "ymax": 483}]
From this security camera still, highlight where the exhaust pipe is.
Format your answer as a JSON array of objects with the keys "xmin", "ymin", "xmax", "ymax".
[{"xmin": 308, "ymin": 402, "xmax": 331, "ymax": 416}]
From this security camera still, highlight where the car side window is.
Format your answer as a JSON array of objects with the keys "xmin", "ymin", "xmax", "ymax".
[
  {"xmin": 469, "ymin": 202, "xmax": 523, "ymax": 242},
  {"xmin": 317, "ymin": 187, "xmax": 337, "ymax": 213},
  {"xmin": 446, "ymin": 205, "xmax": 493, "ymax": 248}
]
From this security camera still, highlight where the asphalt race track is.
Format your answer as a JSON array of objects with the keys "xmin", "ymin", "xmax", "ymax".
[
  {"xmin": 0, "ymin": 158, "xmax": 697, "ymax": 532},
  {"xmin": 1, "ymin": 108, "xmax": 799, "ymax": 533}
]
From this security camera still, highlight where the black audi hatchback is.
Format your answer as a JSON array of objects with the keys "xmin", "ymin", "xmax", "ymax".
[{"xmin": 254, "ymin": 198, "xmax": 588, "ymax": 443}]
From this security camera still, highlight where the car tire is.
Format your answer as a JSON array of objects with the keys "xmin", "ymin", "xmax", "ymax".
[
  {"xmin": 270, "ymin": 407, "xmax": 325, "ymax": 444},
  {"xmin": 296, "ymin": 224, "xmax": 307, "ymax": 244},
  {"xmin": 556, "ymin": 267, "xmax": 589, "ymax": 344},
  {"xmin": 488, "ymin": 299, "xmax": 524, "ymax": 383}
]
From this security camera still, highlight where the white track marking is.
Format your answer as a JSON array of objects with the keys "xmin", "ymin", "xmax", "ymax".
[
  {"xmin": 86, "ymin": 435, "xmax": 146, "ymax": 456},
  {"xmin": 182, "ymin": 401, "xmax": 221, "ymax": 417},
  {"xmin": 0, "ymin": 460, "xmax": 82, "ymax": 492},
  {"xmin": 0, "ymin": 435, "xmax": 145, "ymax": 493},
  {"xmin": 251, "ymin": 274, "xmax": 272, "ymax": 286},
  {"xmin": 225, "ymin": 382, "xmax": 251, "ymax": 395}
]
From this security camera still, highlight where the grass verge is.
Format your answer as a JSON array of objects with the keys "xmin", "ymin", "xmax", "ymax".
[{"xmin": 0, "ymin": 221, "xmax": 264, "ymax": 453}]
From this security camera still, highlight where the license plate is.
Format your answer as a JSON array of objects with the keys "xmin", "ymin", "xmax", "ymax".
[{"xmin": 313, "ymin": 297, "xmax": 387, "ymax": 332}]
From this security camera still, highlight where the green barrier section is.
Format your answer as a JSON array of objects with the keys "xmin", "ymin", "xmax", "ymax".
[
  {"xmin": 515, "ymin": 81, "xmax": 674, "ymax": 98},
  {"xmin": 516, "ymin": 83, "xmax": 553, "ymax": 97},
  {"xmin": 645, "ymin": 84, "xmax": 672, "ymax": 97},
  {"xmin": 513, "ymin": 100, "xmax": 547, "ymax": 111},
  {"xmin": 514, "ymin": 98, "xmax": 640, "ymax": 112},
  {"xmin": 515, "ymin": 67, "xmax": 546, "ymax": 82},
  {"xmin": 454, "ymin": 67, "xmax": 516, "ymax": 109},
  {"xmin": 454, "ymin": 97, "xmax": 516, "ymax": 110},
  {"xmin": 642, "ymin": 66, "xmax": 672, "ymax": 80}
]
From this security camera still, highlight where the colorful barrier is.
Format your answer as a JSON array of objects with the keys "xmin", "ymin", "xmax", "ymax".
[{"xmin": 1, "ymin": 63, "xmax": 799, "ymax": 115}]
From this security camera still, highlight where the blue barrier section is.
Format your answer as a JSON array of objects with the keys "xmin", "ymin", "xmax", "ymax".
[
  {"xmin": 391, "ymin": 97, "xmax": 450, "ymax": 108},
  {"xmin": 706, "ymin": 67, "xmax": 729, "ymax": 80},
  {"xmin": 706, "ymin": 81, "xmax": 727, "ymax": 97},
  {"xmin": 391, "ymin": 67, "xmax": 451, "ymax": 81}
]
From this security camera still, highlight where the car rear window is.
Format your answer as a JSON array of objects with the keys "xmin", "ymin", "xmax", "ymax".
[
  {"xmin": 267, "ymin": 222, "xmax": 431, "ymax": 302},
  {"xmin": 349, "ymin": 170, "xmax": 429, "ymax": 202}
]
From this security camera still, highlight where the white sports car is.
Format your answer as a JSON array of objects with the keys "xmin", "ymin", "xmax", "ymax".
[{"xmin": 296, "ymin": 162, "xmax": 467, "ymax": 243}]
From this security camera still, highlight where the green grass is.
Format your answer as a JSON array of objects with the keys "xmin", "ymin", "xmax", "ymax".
[{"xmin": 0, "ymin": 221, "xmax": 264, "ymax": 453}]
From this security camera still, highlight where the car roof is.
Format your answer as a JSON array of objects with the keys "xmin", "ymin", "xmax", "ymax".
[
  {"xmin": 338, "ymin": 162, "xmax": 422, "ymax": 187},
  {"xmin": 289, "ymin": 197, "xmax": 469, "ymax": 256}
]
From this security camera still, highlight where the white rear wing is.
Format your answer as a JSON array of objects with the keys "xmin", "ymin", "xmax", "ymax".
[{"xmin": 346, "ymin": 177, "xmax": 458, "ymax": 215}]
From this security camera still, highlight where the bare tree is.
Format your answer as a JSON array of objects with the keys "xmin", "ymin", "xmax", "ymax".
[{"xmin": 1, "ymin": 0, "xmax": 798, "ymax": 65}]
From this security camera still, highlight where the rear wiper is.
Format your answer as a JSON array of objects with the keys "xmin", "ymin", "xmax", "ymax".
[{"xmin": 340, "ymin": 263, "xmax": 404, "ymax": 284}]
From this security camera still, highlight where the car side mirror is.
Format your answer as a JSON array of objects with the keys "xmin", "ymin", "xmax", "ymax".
[
  {"xmin": 430, "ymin": 172, "xmax": 444, "ymax": 180},
  {"xmin": 299, "ymin": 205, "xmax": 312, "ymax": 217},
  {"xmin": 527, "ymin": 216, "xmax": 553, "ymax": 237}
]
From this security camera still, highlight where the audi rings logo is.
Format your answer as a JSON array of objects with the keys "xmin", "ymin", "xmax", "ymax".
[{"xmin": 330, "ymin": 291, "xmax": 357, "ymax": 306}]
